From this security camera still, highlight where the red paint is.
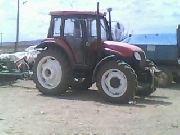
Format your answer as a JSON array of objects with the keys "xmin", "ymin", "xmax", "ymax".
[
  {"xmin": 103, "ymin": 41, "xmax": 142, "ymax": 57},
  {"xmin": 42, "ymin": 38, "xmax": 75, "ymax": 66},
  {"xmin": 49, "ymin": 11, "xmax": 105, "ymax": 16},
  {"xmin": 103, "ymin": 48, "xmax": 125, "ymax": 56}
]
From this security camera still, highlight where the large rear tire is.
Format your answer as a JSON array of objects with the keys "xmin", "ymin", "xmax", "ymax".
[
  {"xmin": 96, "ymin": 61, "xmax": 137, "ymax": 104},
  {"xmin": 33, "ymin": 47, "xmax": 73, "ymax": 95}
]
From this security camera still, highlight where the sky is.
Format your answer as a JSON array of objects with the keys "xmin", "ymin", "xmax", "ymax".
[{"xmin": 0, "ymin": 0, "xmax": 180, "ymax": 42}]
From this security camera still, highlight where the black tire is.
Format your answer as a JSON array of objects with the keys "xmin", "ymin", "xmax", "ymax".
[
  {"xmin": 136, "ymin": 82, "xmax": 158, "ymax": 96},
  {"xmin": 157, "ymin": 67, "xmax": 173, "ymax": 88},
  {"xmin": 136, "ymin": 69, "xmax": 158, "ymax": 96},
  {"xmin": 96, "ymin": 61, "xmax": 137, "ymax": 104},
  {"xmin": 33, "ymin": 47, "xmax": 73, "ymax": 95}
]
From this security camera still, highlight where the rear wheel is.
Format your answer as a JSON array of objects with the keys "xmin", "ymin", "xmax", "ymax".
[
  {"xmin": 96, "ymin": 61, "xmax": 137, "ymax": 104},
  {"xmin": 33, "ymin": 47, "xmax": 73, "ymax": 95}
]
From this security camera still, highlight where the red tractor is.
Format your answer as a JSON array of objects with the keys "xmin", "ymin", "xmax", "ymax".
[{"xmin": 33, "ymin": 3, "xmax": 160, "ymax": 103}]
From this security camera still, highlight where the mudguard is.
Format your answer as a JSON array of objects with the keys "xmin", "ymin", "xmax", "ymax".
[
  {"xmin": 92, "ymin": 55, "xmax": 115, "ymax": 83},
  {"xmin": 35, "ymin": 41, "xmax": 75, "ymax": 67}
]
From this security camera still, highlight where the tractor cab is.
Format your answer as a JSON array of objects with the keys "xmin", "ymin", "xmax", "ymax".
[{"xmin": 46, "ymin": 11, "xmax": 111, "ymax": 68}]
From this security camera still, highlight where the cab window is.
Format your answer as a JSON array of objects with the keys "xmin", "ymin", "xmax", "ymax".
[
  {"xmin": 53, "ymin": 17, "xmax": 61, "ymax": 37},
  {"xmin": 86, "ymin": 18, "xmax": 107, "ymax": 40},
  {"xmin": 64, "ymin": 18, "xmax": 82, "ymax": 37}
]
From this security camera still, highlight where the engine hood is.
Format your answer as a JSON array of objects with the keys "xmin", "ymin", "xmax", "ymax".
[{"xmin": 103, "ymin": 41, "xmax": 142, "ymax": 57}]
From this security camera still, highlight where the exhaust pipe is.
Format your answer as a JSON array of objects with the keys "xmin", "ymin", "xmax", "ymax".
[
  {"xmin": 177, "ymin": 24, "xmax": 180, "ymax": 45},
  {"xmin": 177, "ymin": 24, "xmax": 180, "ymax": 58},
  {"xmin": 96, "ymin": 2, "xmax": 102, "ymax": 61},
  {"xmin": 107, "ymin": 8, "xmax": 112, "ymax": 38}
]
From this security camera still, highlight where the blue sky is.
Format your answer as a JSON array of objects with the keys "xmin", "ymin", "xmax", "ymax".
[{"xmin": 0, "ymin": 0, "xmax": 180, "ymax": 42}]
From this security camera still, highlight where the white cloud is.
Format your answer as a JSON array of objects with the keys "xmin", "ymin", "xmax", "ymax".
[
  {"xmin": 0, "ymin": 0, "xmax": 4, "ymax": 4},
  {"xmin": 0, "ymin": 0, "xmax": 180, "ymax": 41}
]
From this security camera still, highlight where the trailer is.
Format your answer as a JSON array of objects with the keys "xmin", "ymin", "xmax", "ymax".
[{"xmin": 122, "ymin": 24, "xmax": 180, "ymax": 87}]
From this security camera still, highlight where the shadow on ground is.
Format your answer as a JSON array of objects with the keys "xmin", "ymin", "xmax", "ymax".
[
  {"xmin": 135, "ymin": 96, "xmax": 172, "ymax": 106},
  {"xmin": 4, "ymin": 80, "xmax": 175, "ymax": 107},
  {"xmin": 37, "ymin": 88, "xmax": 172, "ymax": 108}
]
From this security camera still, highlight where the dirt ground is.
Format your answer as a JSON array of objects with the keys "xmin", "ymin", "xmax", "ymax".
[{"xmin": 0, "ymin": 80, "xmax": 180, "ymax": 135}]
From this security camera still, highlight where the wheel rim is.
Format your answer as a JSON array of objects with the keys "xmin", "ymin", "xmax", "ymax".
[
  {"xmin": 101, "ymin": 69, "xmax": 127, "ymax": 97},
  {"xmin": 37, "ymin": 56, "xmax": 62, "ymax": 89}
]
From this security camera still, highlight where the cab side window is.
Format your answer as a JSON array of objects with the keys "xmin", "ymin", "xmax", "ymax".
[
  {"xmin": 64, "ymin": 18, "xmax": 82, "ymax": 37},
  {"xmin": 53, "ymin": 17, "xmax": 61, "ymax": 37},
  {"xmin": 87, "ymin": 18, "xmax": 107, "ymax": 40},
  {"xmin": 91, "ymin": 19, "xmax": 97, "ymax": 37}
]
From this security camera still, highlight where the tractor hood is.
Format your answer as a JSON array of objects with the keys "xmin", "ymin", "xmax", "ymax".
[{"xmin": 103, "ymin": 41, "xmax": 142, "ymax": 57}]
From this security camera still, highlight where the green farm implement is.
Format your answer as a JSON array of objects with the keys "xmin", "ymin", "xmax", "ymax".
[{"xmin": 0, "ymin": 57, "xmax": 32, "ymax": 85}]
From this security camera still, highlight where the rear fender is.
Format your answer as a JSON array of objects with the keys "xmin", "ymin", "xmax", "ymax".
[
  {"xmin": 36, "ymin": 41, "xmax": 75, "ymax": 68},
  {"xmin": 92, "ymin": 55, "xmax": 115, "ymax": 83}
]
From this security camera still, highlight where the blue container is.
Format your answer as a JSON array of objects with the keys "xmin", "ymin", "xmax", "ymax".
[{"xmin": 122, "ymin": 33, "xmax": 178, "ymax": 64}]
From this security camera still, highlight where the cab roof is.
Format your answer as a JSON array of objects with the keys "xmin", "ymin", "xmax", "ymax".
[{"xmin": 49, "ymin": 11, "xmax": 105, "ymax": 16}]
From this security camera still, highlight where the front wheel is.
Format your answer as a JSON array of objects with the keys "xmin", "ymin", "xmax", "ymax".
[
  {"xmin": 33, "ymin": 47, "xmax": 73, "ymax": 95},
  {"xmin": 96, "ymin": 61, "xmax": 137, "ymax": 104},
  {"xmin": 136, "ymin": 70, "xmax": 158, "ymax": 96}
]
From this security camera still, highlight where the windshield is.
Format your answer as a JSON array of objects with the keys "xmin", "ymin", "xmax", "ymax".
[
  {"xmin": 86, "ymin": 18, "xmax": 108, "ymax": 41},
  {"xmin": 53, "ymin": 17, "xmax": 61, "ymax": 37},
  {"xmin": 50, "ymin": 16, "xmax": 110, "ymax": 40}
]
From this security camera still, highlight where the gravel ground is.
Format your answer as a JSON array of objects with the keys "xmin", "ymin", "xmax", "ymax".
[{"xmin": 0, "ymin": 80, "xmax": 180, "ymax": 135}]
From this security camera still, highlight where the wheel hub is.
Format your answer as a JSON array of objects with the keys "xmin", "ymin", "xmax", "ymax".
[
  {"xmin": 42, "ymin": 60, "xmax": 55, "ymax": 79},
  {"xmin": 44, "ymin": 68, "xmax": 51, "ymax": 77},
  {"xmin": 37, "ymin": 57, "xmax": 62, "ymax": 89},
  {"xmin": 110, "ymin": 77, "xmax": 121, "ymax": 88},
  {"xmin": 101, "ymin": 69, "xmax": 127, "ymax": 97}
]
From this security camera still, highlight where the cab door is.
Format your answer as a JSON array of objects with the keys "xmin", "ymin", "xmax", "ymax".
[
  {"xmin": 63, "ymin": 17, "xmax": 85, "ymax": 65},
  {"xmin": 83, "ymin": 18, "xmax": 98, "ymax": 67},
  {"xmin": 83, "ymin": 17, "xmax": 108, "ymax": 67}
]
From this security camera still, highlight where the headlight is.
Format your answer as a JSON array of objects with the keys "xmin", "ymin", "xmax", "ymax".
[{"xmin": 134, "ymin": 52, "xmax": 141, "ymax": 60}]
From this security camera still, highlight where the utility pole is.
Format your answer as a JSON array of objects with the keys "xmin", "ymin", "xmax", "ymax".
[
  {"xmin": 14, "ymin": 0, "xmax": 19, "ymax": 52},
  {"xmin": 14, "ymin": 0, "xmax": 28, "ymax": 52},
  {"xmin": 0, "ymin": 33, "xmax": 2, "ymax": 46}
]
